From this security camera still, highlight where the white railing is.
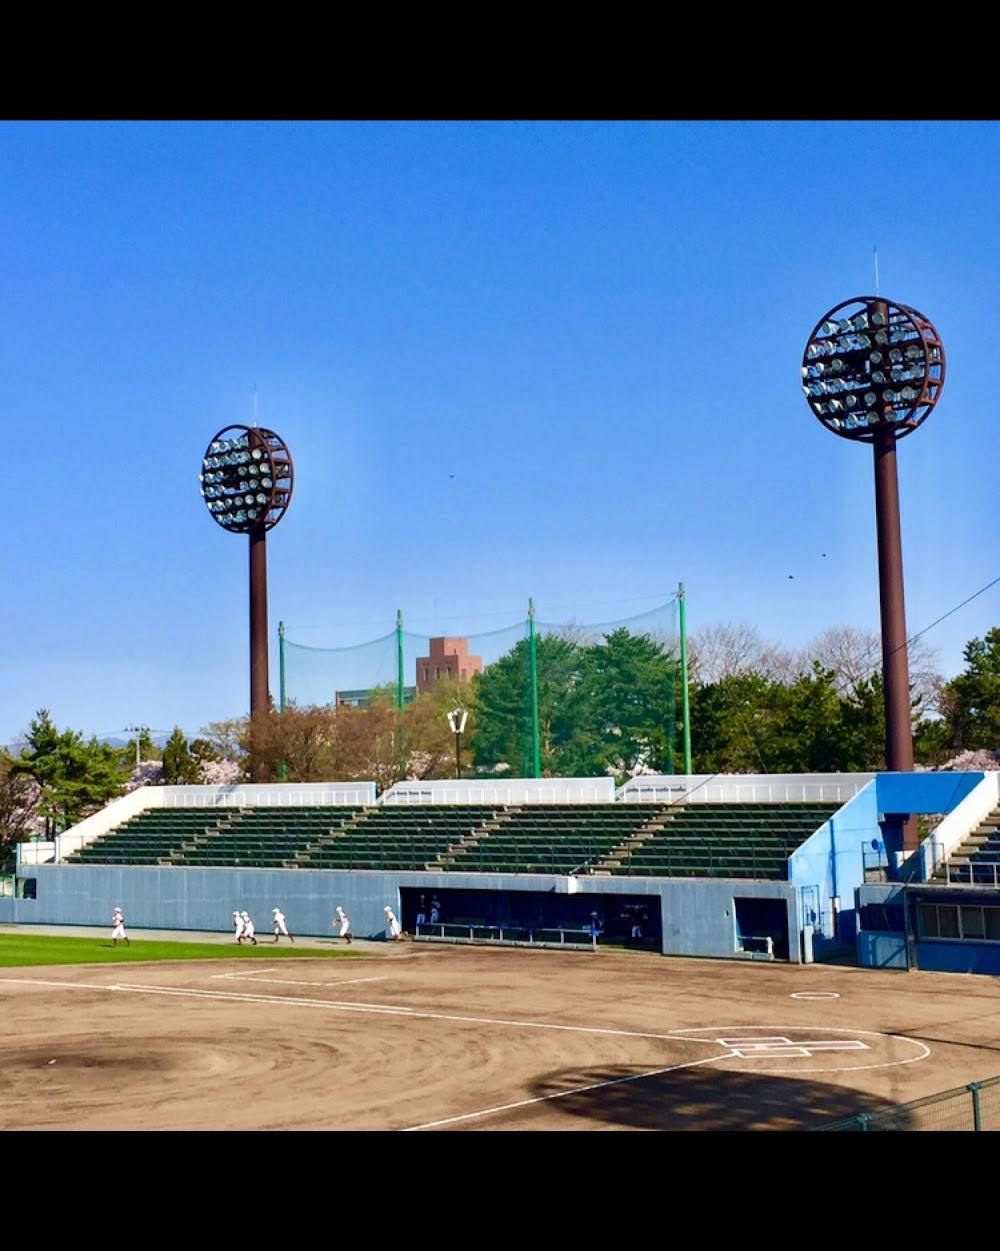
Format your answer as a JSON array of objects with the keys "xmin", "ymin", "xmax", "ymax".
[
  {"xmin": 737, "ymin": 934, "xmax": 775, "ymax": 958},
  {"xmin": 935, "ymin": 858, "xmax": 1000, "ymax": 888},
  {"xmin": 17, "ymin": 841, "xmax": 57, "ymax": 866},
  {"xmin": 162, "ymin": 783, "xmax": 376, "ymax": 808},
  {"xmin": 414, "ymin": 922, "xmax": 597, "ymax": 949},
  {"xmin": 381, "ymin": 778, "xmax": 616, "ymax": 805},
  {"xmin": 619, "ymin": 773, "xmax": 873, "ymax": 805}
]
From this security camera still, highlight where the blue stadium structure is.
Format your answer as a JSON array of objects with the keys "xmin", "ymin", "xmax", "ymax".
[{"xmin": 3, "ymin": 770, "xmax": 997, "ymax": 972}]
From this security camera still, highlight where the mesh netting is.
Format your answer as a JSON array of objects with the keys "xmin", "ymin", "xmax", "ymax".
[{"xmin": 283, "ymin": 599, "xmax": 679, "ymax": 706}]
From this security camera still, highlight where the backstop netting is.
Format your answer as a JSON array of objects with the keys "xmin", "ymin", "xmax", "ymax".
[{"xmin": 282, "ymin": 597, "xmax": 680, "ymax": 771}]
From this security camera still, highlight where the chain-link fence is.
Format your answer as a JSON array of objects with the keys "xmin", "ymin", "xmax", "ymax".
[{"xmin": 816, "ymin": 1075, "xmax": 1000, "ymax": 1131}]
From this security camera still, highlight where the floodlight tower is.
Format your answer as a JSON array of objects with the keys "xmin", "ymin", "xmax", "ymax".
[
  {"xmin": 802, "ymin": 298, "xmax": 945, "ymax": 850},
  {"xmin": 199, "ymin": 424, "xmax": 294, "ymax": 781}
]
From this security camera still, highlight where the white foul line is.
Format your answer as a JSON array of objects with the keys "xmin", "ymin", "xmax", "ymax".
[
  {"xmin": 0, "ymin": 975, "xmax": 690, "ymax": 1041},
  {"xmin": 210, "ymin": 973, "xmax": 390, "ymax": 988},
  {"xmin": 400, "ymin": 1055, "xmax": 727, "ymax": 1131}
]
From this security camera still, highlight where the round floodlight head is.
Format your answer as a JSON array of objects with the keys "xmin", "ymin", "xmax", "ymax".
[
  {"xmin": 802, "ymin": 297, "xmax": 945, "ymax": 442},
  {"xmin": 199, "ymin": 424, "xmax": 294, "ymax": 534}
]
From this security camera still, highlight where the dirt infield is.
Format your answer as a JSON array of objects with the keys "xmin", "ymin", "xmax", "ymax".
[{"xmin": 3, "ymin": 945, "xmax": 999, "ymax": 1130}]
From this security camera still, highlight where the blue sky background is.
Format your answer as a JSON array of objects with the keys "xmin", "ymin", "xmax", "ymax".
[{"xmin": 0, "ymin": 120, "xmax": 995, "ymax": 742}]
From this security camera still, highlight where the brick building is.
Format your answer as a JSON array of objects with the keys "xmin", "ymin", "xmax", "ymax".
[{"xmin": 416, "ymin": 637, "xmax": 483, "ymax": 694}]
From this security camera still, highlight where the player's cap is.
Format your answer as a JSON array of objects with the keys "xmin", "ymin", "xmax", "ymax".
[{"xmin": 272, "ymin": 907, "xmax": 279, "ymax": 913}]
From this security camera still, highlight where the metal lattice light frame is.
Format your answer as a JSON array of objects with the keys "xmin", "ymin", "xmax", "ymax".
[
  {"xmin": 199, "ymin": 424, "xmax": 294, "ymax": 533},
  {"xmin": 802, "ymin": 296, "xmax": 945, "ymax": 442}
]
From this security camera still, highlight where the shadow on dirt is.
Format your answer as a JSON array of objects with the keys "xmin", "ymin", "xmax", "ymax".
[{"xmin": 522, "ymin": 1065, "xmax": 910, "ymax": 1130}]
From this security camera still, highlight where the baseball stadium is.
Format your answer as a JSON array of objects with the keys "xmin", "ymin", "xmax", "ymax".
[{"xmin": 4, "ymin": 123, "xmax": 1000, "ymax": 1134}]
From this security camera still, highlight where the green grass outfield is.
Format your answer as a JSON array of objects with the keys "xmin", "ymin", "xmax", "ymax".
[{"xmin": 0, "ymin": 933, "xmax": 365, "ymax": 968}]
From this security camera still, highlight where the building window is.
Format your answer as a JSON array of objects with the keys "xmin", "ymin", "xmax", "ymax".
[
  {"xmin": 424, "ymin": 668, "xmax": 429, "ymax": 683},
  {"xmin": 917, "ymin": 902, "xmax": 1000, "ymax": 941},
  {"xmin": 918, "ymin": 904, "xmax": 939, "ymax": 938},
  {"xmin": 961, "ymin": 907, "xmax": 986, "ymax": 939}
]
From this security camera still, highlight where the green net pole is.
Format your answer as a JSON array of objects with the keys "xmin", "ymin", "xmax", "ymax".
[
  {"xmin": 396, "ymin": 610, "xmax": 405, "ymax": 712},
  {"xmin": 678, "ymin": 583, "xmax": 692, "ymax": 774},
  {"xmin": 666, "ymin": 656, "xmax": 676, "ymax": 774},
  {"xmin": 396, "ymin": 609, "xmax": 405, "ymax": 777},
  {"xmin": 276, "ymin": 621, "xmax": 288, "ymax": 780},
  {"xmin": 278, "ymin": 620, "xmax": 287, "ymax": 714},
  {"xmin": 528, "ymin": 597, "xmax": 541, "ymax": 778}
]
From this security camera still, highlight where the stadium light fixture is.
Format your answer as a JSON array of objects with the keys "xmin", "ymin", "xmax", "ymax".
[
  {"xmin": 200, "ymin": 424, "xmax": 295, "ymax": 781},
  {"xmin": 803, "ymin": 297, "xmax": 946, "ymax": 851},
  {"xmin": 447, "ymin": 706, "xmax": 469, "ymax": 780}
]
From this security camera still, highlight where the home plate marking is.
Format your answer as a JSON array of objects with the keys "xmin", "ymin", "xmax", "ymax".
[
  {"xmin": 717, "ymin": 1035, "xmax": 867, "ymax": 1059},
  {"xmin": 670, "ymin": 1025, "xmax": 930, "ymax": 1074},
  {"xmin": 790, "ymin": 991, "xmax": 841, "ymax": 1001}
]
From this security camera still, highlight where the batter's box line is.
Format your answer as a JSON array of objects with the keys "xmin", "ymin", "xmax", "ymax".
[{"xmin": 716, "ymin": 1036, "xmax": 870, "ymax": 1059}]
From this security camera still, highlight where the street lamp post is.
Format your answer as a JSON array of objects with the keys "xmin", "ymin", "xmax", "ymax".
[
  {"xmin": 124, "ymin": 725, "xmax": 149, "ymax": 770},
  {"xmin": 199, "ymin": 424, "xmax": 294, "ymax": 782},
  {"xmin": 802, "ymin": 297, "xmax": 945, "ymax": 851},
  {"xmin": 447, "ymin": 707, "xmax": 469, "ymax": 780}
]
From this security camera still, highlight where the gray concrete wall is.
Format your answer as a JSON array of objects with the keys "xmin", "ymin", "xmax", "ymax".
[{"xmin": 12, "ymin": 864, "xmax": 801, "ymax": 960}]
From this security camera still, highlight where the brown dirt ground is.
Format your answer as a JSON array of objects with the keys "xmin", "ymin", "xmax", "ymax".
[{"xmin": 2, "ymin": 945, "xmax": 999, "ymax": 1130}]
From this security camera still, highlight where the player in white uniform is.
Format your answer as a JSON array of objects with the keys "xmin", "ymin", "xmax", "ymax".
[
  {"xmin": 233, "ymin": 910, "xmax": 245, "ymax": 943},
  {"xmin": 111, "ymin": 907, "xmax": 130, "ymax": 947},
  {"xmin": 384, "ymin": 906, "xmax": 402, "ymax": 941},
  {"xmin": 272, "ymin": 907, "xmax": 294, "ymax": 943},
  {"xmin": 241, "ymin": 910, "xmax": 258, "ymax": 946},
  {"xmin": 334, "ymin": 905, "xmax": 352, "ymax": 943}
]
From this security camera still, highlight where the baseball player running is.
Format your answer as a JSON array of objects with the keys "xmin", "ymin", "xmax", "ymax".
[{"xmin": 272, "ymin": 907, "xmax": 294, "ymax": 943}]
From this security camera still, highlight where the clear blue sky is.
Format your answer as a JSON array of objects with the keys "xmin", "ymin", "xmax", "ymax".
[{"xmin": 1, "ymin": 120, "xmax": 996, "ymax": 743}]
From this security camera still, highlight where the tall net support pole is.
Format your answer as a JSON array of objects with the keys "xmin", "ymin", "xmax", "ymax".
[
  {"xmin": 396, "ymin": 610, "xmax": 405, "ymax": 712},
  {"xmin": 528, "ymin": 597, "xmax": 542, "ymax": 778},
  {"xmin": 665, "ymin": 655, "xmax": 676, "ymax": 774},
  {"xmin": 396, "ymin": 609, "xmax": 406, "ymax": 777},
  {"xmin": 678, "ymin": 582, "xmax": 692, "ymax": 774},
  {"xmin": 278, "ymin": 620, "xmax": 287, "ymax": 714}
]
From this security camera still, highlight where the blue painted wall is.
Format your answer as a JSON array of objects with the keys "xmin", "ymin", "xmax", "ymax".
[
  {"xmin": 875, "ymin": 771, "xmax": 982, "ymax": 816},
  {"xmin": 913, "ymin": 940, "xmax": 1000, "ymax": 975},
  {"xmin": 792, "ymin": 774, "xmax": 985, "ymax": 963},
  {"xmin": 9, "ymin": 863, "xmax": 802, "ymax": 962},
  {"xmin": 856, "ymin": 932, "xmax": 908, "ymax": 969},
  {"xmin": 789, "ymin": 781, "xmax": 879, "ymax": 957}
]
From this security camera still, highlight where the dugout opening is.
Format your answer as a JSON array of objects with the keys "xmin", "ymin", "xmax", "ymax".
[
  {"xmin": 400, "ymin": 888, "xmax": 661, "ymax": 949},
  {"xmin": 733, "ymin": 896, "xmax": 790, "ymax": 960}
]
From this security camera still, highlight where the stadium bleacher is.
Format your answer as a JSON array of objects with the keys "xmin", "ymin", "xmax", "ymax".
[
  {"xmin": 66, "ymin": 799, "xmax": 835, "ymax": 879},
  {"xmin": 606, "ymin": 803, "xmax": 839, "ymax": 880},
  {"xmin": 935, "ymin": 801, "xmax": 1000, "ymax": 884}
]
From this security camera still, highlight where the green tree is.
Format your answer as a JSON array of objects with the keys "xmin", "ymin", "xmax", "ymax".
[
  {"xmin": 471, "ymin": 634, "xmax": 583, "ymax": 776},
  {"xmin": 161, "ymin": 727, "xmax": 194, "ymax": 783},
  {"xmin": 941, "ymin": 628, "xmax": 1000, "ymax": 751},
  {"xmin": 0, "ymin": 751, "xmax": 39, "ymax": 869},
  {"xmin": 13, "ymin": 710, "xmax": 127, "ymax": 831},
  {"xmin": 559, "ymin": 629, "xmax": 676, "ymax": 780}
]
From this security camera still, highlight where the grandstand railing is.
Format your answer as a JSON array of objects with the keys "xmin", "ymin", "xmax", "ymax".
[
  {"xmin": 165, "ymin": 785, "xmax": 373, "ymax": 808},
  {"xmin": 938, "ymin": 859, "xmax": 1000, "ymax": 888},
  {"xmin": 414, "ymin": 922, "xmax": 597, "ymax": 950},
  {"xmin": 381, "ymin": 778, "xmax": 616, "ymax": 805},
  {"xmin": 815, "ymin": 1076, "xmax": 1000, "ymax": 1131},
  {"xmin": 619, "ymin": 773, "xmax": 873, "ymax": 805}
]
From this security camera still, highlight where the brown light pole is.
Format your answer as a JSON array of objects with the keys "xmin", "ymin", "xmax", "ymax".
[
  {"xmin": 803, "ymin": 298, "xmax": 945, "ymax": 852},
  {"xmin": 200, "ymin": 424, "xmax": 294, "ymax": 782}
]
